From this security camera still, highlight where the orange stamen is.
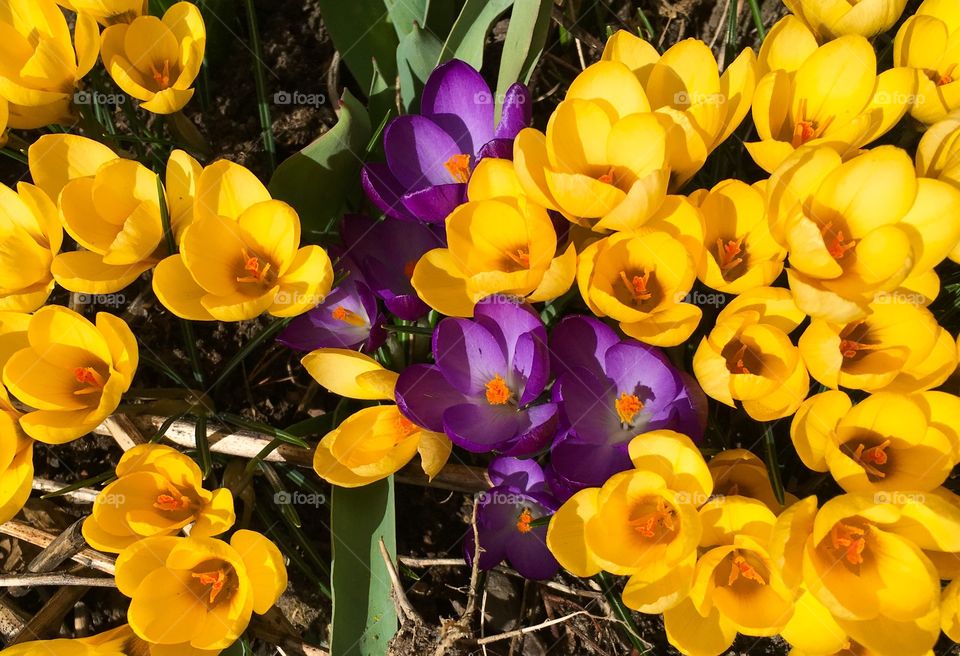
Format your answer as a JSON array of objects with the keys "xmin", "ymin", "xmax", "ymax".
[
  {"xmin": 727, "ymin": 554, "xmax": 767, "ymax": 586},
  {"xmin": 485, "ymin": 374, "xmax": 511, "ymax": 405},
  {"xmin": 237, "ymin": 248, "xmax": 276, "ymax": 285},
  {"xmin": 730, "ymin": 343, "xmax": 750, "ymax": 375},
  {"xmin": 153, "ymin": 493, "xmax": 190, "ymax": 511},
  {"xmin": 619, "ymin": 270, "xmax": 653, "ymax": 304},
  {"xmin": 191, "ymin": 568, "xmax": 227, "ymax": 604},
  {"xmin": 331, "ymin": 306, "xmax": 366, "ymax": 327},
  {"xmin": 936, "ymin": 64, "xmax": 957, "ymax": 87},
  {"xmin": 74, "ymin": 367, "xmax": 105, "ymax": 394},
  {"xmin": 151, "ymin": 59, "xmax": 171, "ymax": 88},
  {"xmin": 396, "ymin": 414, "xmax": 417, "ymax": 438},
  {"xmin": 791, "ymin": 98, "xmax": 835, "ymax": 148},
  {"xmin": 831, "ymin": 522, "xmax": 867, "ymax": 565},
  {"xmin": 516, "ymin": 508, "xmax": 534, "ymax": 533},
  {"xmin": 716, "ymin": 238, "xmax": 744, "ymax": 276},
  {"xmin": 615, "ymin": 392, "xmax": 644, "ymax": 424},
  {"xmin": 444, "ymin": 153, "xmax": 471, "ymax": 184},
  {"xmin": 851, "ymin": 440, "xmax": 891, "ymax": 479},
  {"xmin": 506, "ymin": 248, "xmax": 530, "ymax": 269},
  {"xmin": 597, "ymin": 167, "xmax": 615, "ymax": 185},
  {"xmin": 628, "ymin": 498, "xmax": 676, "ymax": 538},
  {"xmin": 821, "ymin": 221, "xmax": 856, "ymax": 260}
]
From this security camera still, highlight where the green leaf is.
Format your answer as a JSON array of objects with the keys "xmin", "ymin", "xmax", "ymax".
[
  {"xmin": 397, "ymin": 23, "xmax": 444, "ymax": 111},
  {"xmin": 221, "ymin": 637, "xmax": 252, "ymax": 656},
  {"xmin": 383, "ymin": 0, "xmax": 427, "ymax": 38},
  {"xmin": 330, "ymin": 478, "xmax": 398, "ymax": 655},
  {"xmin": 438, "ymin": 0, "xmax": 514, "ymax": 69},
  {"xmin": 494, "ymin": 2, "xmax": 552, "ymax": 120},
  {"xmin": 268, "ymin": 89, "xmax": 371, "ymax": 236},
  {"xmin": 315, "ymin": 1, "xmax": 399, "ymax": 91}
]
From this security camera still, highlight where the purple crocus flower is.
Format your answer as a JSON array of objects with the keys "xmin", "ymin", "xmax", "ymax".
[
  {"xmin": 394, "ymin": 297, "xmax": 557, "ymax": 455},
  {"xmin": 547, "ymin": 316, "xmax": 707, "ymax": 499},
  {"xmin": 361, "ymin": 59, "xmax": 531, "ymax": 224},
  {"xmin": 340, "ymin": 214, "xmax": 444, "ymax": 321},
  {"xmin": 464, "ymin": 456, "xmax": 560, "ymax": 580},
  {"xmin": 277, "ymin": 276, "xmax": 385, "ymax": 352}
]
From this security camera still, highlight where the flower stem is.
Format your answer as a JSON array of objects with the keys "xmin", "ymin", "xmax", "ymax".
[
  {"xmin": 208, "ymin": 317, "xmax": 293, "ymax": 392},
  {"xmin": 763, "ymin": 423, "xmax": 786, "ymax": 505},
  {"xmin": 242, "ymin": 0, "xmax": 276, "ymax": 173},
  {"xmin": 595, "ymin": 572, "xmax": 649, "ymax": 654},
  {"xmin": 383, "ymin": 324, "xmax": 434, "ymax": 336}
]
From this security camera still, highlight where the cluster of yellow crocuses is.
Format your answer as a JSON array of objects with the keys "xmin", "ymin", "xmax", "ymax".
[{"xmin": 0, "ymin": 0, "xmax": 205, "ymax": 140}]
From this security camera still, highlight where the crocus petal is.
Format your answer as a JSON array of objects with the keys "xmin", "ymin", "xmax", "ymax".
[
  {"xmin": 421, "ymin": 59, "xmax": 494, "ymax": 156},
  {"xmin": 360, "ymin": 163, "xmax": 419, "ymax": 222},
  {"xmin": 495, "ymin": 83, "xmax": 532, "ymax": 139}
]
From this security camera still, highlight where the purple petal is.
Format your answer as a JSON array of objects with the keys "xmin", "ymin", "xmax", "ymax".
[
  {"xmin": 421, "ymin": 59, "xmax": 495, "ymax": 157},
  {"xmin": 384, "ymin": 115, "xmax": 463, "ymax": 189},
  {"xmin": 476, "ymin": 138, "xmax": 514, "ymax": 161},
  {"xmin": 550, "ymin": 434, "xmax": 632, "ymax": 492},
  {"xmin": 277, "ymin": 278, "xmax": 377, "ymax": 351},
  {"xmin": 361, "ymin": 164, "xmax": 419, "ymax": 222},
  {"xmin": 399, "ymin": 183, "xmax": 466, "ymax": 224},
  {"xmin": 506, "ymin": 528, "xmax": 560, "ymax": 580},
  {"xmin": 474, "ymin": 298, "xmax": 545, "ymax": 368},
  {"xmin": 549, "ymin": 315, "xmax": 619, "ymax": 383},
  {"xmin": 433, "ymin": 318, "xmax": 507, "ymax": 396},
  {"xmin": 442, "ymin": 402, "xmax": 523, "ymax": 452},
  {"xmin": 395, "ymin": 364, "xmax": 467, "ymax": 432},
  {"xmin": 555, "ymin": 368, "xmax": 622, "ymax": 444},
  {"xmin": 499, "ymin": 403, "xmax": 558, "ymax": 457},
  {"xmin": 488, "ymin": 455, "xmax": 546, "ymax": 491},
  {"xmin": 383, "ymin": 294, "xmax": 430, "ymax": 321},
  {"xmin": 512, "ymin": 332, "xmax": 550, "ymax": 405},
  {"xmin": 495, "ymin": 83, "xmax": 532, "ymax": 139},
  {"xmin": 604, "ymin": 342, "xmax": 682, "ymax": 407}
]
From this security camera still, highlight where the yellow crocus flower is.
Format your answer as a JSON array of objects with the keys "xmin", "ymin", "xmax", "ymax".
[
  {"xmin": 548, "ymin": 430, "xmax": 712, "ymax": 613},
  {"xmin": 894, "ymin": 0, "xmax": 960, "ymax": 124},
  {"xmin": 577, "ymin": 206, "xmax": 704, "ymax": 346},
  {"xmin": 2, "ymin": 305, "xmax": 137, "ymax": 444},
  {"xmin": 708, "ymin": 448, "xmax": 798, "ymax": 513},
  {"xmin": 302, "ymin": 348, "xmax": 451, "ymax": 487},
  {"xmin": 748, "ymin": 16, "xmax": 917, "ymax": 173},
  {"xmin": 601, "ymin": 29, "xmax": 757, "ymax": 188},
  {"xmin": 2, "ymin": 623, "xmax": 220, "ymax": 655},
  {"xmin": 116, "ymin": 531, "xmax": 286, "ymax": 650},
  {"xmin": 58, "ymin": 0, "xmax": 147, "ymax": 25},
  {"xmin": 915, "ymin": 111, "xmax": 960, "ymax": 263},
  {"xmin": 152, "ymin": 159, "xmax": 334, "ymax": 321},
  {"xmin": 0, "ymin": 312, "xmax": 32, "ymax": 525},
  {"xmin": 412, "ymin": 159, "xmax": 575, "ymax": 317},
  {"xmin": 798, "ymin": 300, "xmax": 957, "ymax": 393},
  {"xmin": 0, "ymin": 180, "xmax": 62, "ymax": 311},
  {"xmin": 691, "ymin": 179, "xmax": 785, "ymax": 294},
  {"xmin": 0, "ymin": 0, "xmax": 99, "ymax": 129},
  {"xmin": 693, "ymin": 287, "xmax": 810, "ymax": 421},
  {"xmin": 783, "ymin": 0, "xmax": 908, "ymax": 40},
  {"xmin": 768, "ymin": 145, "xmax": 960, "ymax": 322},
  {"xmin": 791, "ymin": 391, "xmax": 960, "ymax": 493},
  {"xmin": 82, "ymin": 444, "xmax": 236, "ymax": 553},
  {"xmin": 100, "ymin": 1, "xmax": 205, "ymax": 114}
]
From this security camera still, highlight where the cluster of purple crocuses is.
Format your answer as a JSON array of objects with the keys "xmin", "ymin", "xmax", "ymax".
[
  {"xmin": 279, "ymin": 59, "xmax": 706, "ymax": 581},
  {"xmin": 394, "ymin": 298, "xmax": 706, "ymax": 579}
]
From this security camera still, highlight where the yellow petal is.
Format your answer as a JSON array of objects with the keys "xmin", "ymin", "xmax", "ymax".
[
  {"xmin": 566, "ymin": 60, "xmax": 650, "ymax": 119},
  {"xmin": 195, "ymin": 159, "xmax": 270, "ymax": 222},
  {"xmin": 269, "ymin": 245, "xmax": 334, "ymax": 318},
  {"xmin": 410, "ymin": 248, "xmax": 474, "ymax": 317},
  {"xmin": 790, "ymin": 391, "xmax": 850, "ymax": 471},
  {"xmin": 301, "ymin": 349, "xmax": 395, "ymax": 400},
  {"xmin": 230, "ymin": 529, "xmax": 287, "ymax": 614},
  {"xmin": 466, "ymin": 158, "xmax": 522, "ymax": 201},
  {"xmin": 151, "ymin": 255, "xmax": 215, "ymax": 321},
  {"xmin": 417, "ymin": 430, "xmax": 451, "ymax": 480},
  {"xmin": 620, "ymin": 302, "xmax": 702, "ymax": 347},
  {"xmin": 758, "ymin": 16, "xmax": 819, "ymax": 75},
  {"xmin": 27, "ymin": 134, "xmax": 117, "ymax": 200},
  {"xmin": 546, "ymin": 487, "xmax": 603, "ymax": 577}
]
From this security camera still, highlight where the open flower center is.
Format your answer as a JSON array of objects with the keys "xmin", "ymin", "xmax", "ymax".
[
  {"xmin": 395, "ymin": 414, "xmax": 417, "ymax": 439},
  {"xmin": 716, "ymin": 237, "xmax": 745, "ymax": 279},
  {"xmin": 151, "ymin": 59, "xmax": 171, "ymax": 88},
  {"xmin": 615, "ymin": 392, "xmax": 644, "ymax": 425},
  {"xmin": 191, "ymin": 567, "xmax": 229, "ymax": 604},
  {"xmin": 597, "ymin": 167, "xmax": 616, "ymax": 185},
  {"xmin": 485, "ymin": 374, "xmax": 512, "ymax": 405},
  {"xmin": 154, "ymin": 493, "xmax": 192, "ymax": 512},
  {"xmin": 505, "ymin": 247, "xmax": 531, "ymax": 270},
  {"xmin": 516, "ymin": 508, "xmax": 534, "ymax": 533},
  {"xmin": 820, "ymin": 221, "xmax": 856, "ymax": 260},
  {"xmin": 727, "ymin": 553, "xmax": 767, "ymax": 587},
  {"xmin": 792, "ymin": 98, "xmax": 834, "ymax": 148},
  {"xmin": 444, "ymin": 153, "xmax": 471, "ymax": 184},
  {"xmin": 722, "ymin": 340, "xmax": 763, "ymax": 376},
  {"xmin": 838, "ymin": 321, "xmax": 879, "ymax": 361},
  {"xmin": 628, "ymin": 497, "xmax": 677, "ymax": 540},
  {"xmin": 842, "ymin": 438, "xmax": 891, "ymax": 480},
  {"xmin": 933, "ymin": 64, "xmax": 957, "ymax": 87},
  {"xmin": 331, "ymin": 306, "xmax": 366, "ymax": 327},
  {"xmin": 73, "ymin": 367, "xmax": 106, "ymax": 394},
  {"xmin": 619, "ymin": 270, "xmax": 653, "ymax": 305},
  {"xmin": 831, "ymin": 521, "xmax": 867, "ymax": 566},
  {"xmin": 237, "ymin": 248, "xmax": 279, "ymax": 286}
]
